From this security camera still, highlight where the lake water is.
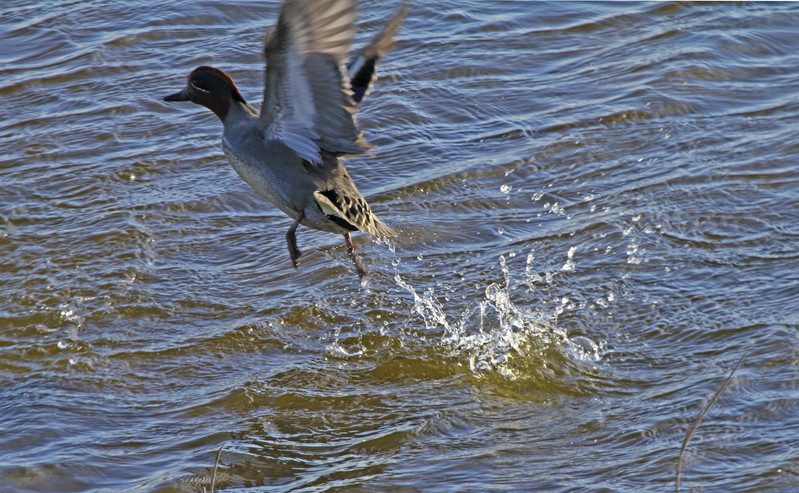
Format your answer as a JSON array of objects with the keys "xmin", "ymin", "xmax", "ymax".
[{"xmin": 2, "ymin": 1, "xmax": 799, "ymax": 491}]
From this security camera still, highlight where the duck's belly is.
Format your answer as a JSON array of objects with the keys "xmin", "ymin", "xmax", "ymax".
[
  {"xmin": 222, "ymin": 142, "xmax": 300, "ymax": 219},
  {"xmin": 221, "ymin": 141, "xmax": 351, "ymax": 235}
]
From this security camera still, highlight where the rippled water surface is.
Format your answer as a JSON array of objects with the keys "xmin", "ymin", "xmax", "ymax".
[{"xmin": 3, "ymin": 1, "xmax": 799, "ymax": 491}]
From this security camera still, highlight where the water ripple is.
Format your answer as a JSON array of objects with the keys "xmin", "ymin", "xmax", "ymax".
[{"xmin": 3, "ymin": 1, "xmax": 799, "ymax": 491}]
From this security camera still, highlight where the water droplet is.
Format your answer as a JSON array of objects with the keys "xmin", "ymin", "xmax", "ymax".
[{"xmin": 561, "ymin": 246, "xmax": 577, "ymax": 271}]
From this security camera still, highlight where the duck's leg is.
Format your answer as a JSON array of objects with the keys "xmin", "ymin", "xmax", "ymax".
[
  {"xmin": 344, "ymin": 233, "xmax": 367, "ymax": 279},
  {"xmin": 286, "ymin": 211, "xmax": 304, "ymax": 267}
]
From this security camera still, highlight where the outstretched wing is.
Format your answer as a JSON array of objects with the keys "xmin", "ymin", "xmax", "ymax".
[
  {"xmin": 347, "ymin": 3, "xmax": 408, "ymax": 104},
  {"xmin": 257, "ymin": 0, "xmax": 368, "ymax": 166}
]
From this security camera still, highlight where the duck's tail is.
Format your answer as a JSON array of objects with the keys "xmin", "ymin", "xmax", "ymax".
[{"xmin": 314, "ymin": 189, "xmax": 398, "ymax": 238}]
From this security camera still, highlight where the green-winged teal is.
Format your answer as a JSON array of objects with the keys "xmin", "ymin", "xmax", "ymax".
[{"xmin": 164, "ymin": 0, "xmax": 407, "ymax": 278}]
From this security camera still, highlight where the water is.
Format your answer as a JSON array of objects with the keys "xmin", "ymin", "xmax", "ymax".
[{"xmin": 2, "ymin": 1, "xmax": 799, "ymax": 491}]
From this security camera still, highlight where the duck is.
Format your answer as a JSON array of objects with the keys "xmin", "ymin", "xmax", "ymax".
[{"xmin": 164, "ymin": 0, "xmax": 407, "ymax": 278}]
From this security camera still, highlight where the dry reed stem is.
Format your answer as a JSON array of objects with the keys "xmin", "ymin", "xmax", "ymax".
[{"xmin": 675, "ymin": 350, "xmax": 749, "ymax": 492}]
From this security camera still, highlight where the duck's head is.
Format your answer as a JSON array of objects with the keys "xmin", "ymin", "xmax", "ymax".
[{"xmin": 163, "ymin": 66, "xmax": 247, "ymax": 121}]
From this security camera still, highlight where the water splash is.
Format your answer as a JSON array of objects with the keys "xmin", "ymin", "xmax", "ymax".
[
  {"xmin": 395, "ymin": 252, "xmax": 604, "ymax": 380},
  {"xmin": 561, "ymin": 246, "xmax": 577, "ymax": 272}
]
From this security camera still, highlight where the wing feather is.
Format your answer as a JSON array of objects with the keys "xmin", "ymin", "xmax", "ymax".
[
  {"xmin": 347, "ymin": 3, "xmax": 408, "ymax": 104},
  {"xmin": 258, "ymin": 0, "xmax": 368, "ymax": 166}
]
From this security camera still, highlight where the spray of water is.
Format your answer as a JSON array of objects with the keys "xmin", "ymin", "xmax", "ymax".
[{"xmin": 394, "ymin": 252, "xmax": 604, "ymax": 380}]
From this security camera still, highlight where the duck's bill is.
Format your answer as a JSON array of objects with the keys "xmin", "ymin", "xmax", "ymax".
[{"xmin": 163, "ymin": 90, "xmax": 189, "ymax": 102}]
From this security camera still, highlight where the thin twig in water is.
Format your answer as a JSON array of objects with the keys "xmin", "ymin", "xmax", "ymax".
[
  {"xmin": 210, "ymin": 442, "xmax": 226, "ymax": 493},
  {"xmin": 675, "ymin": 349, "xmax": 749, "ymax": 493}
]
